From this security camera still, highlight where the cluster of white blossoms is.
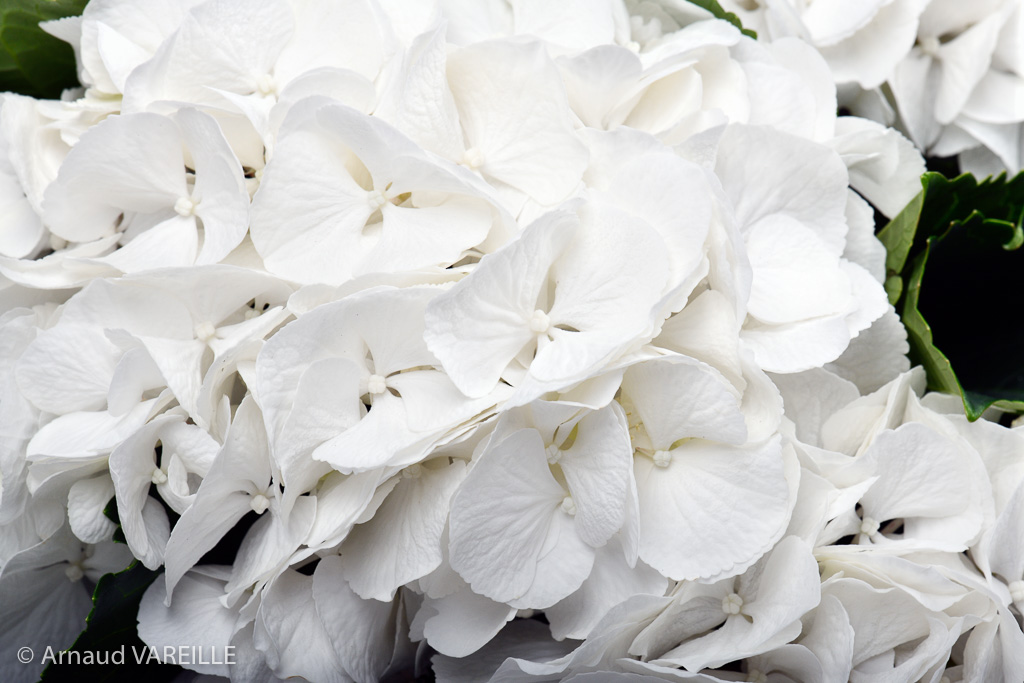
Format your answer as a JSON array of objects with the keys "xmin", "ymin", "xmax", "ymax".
[
  {"xmin": 0, "ymin": 0, "xmax": 1022, "ymax": 682},
  {"xmin": 718, "ymin": 0, "xmax": 1024, "ymax": 176}
]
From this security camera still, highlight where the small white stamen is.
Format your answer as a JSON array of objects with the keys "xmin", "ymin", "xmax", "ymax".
[
  {"xmin": 174, "ymin": 196, "xmax": 196, "ymax": 217},
  {"xmin": 367, "ymin": 374, "xmax": 387, "ymax": 395},
  {"xmin": 546, "ymin": 444, "xmax": 562, "ymax": 465},
  {"xmin": 528, "ymin": 309, "xmax": 551, "ymax": 334},
  {"xmin": 722, "ymin": 592, "xmax": 744, "ymax": 615},
  {"xmin": 653, "ymin": 449, "xmax": 672, "ymax": 468},
  {"xmin": 254, "ymin": 167, "xmax": 264, "ymax": 183},
  {"xmin": 403, "ymin": 463, "xmax": 423, "ymax": 479},
  {"xmin": 746, "ymin": 670, "xmax": 768, "ymax": 683},
  {"xmin": 250, "ymin": 493, "xmax": 270, "ymax": 515},
  {"xmin": 256, "ymin": 73, "xmax": 277, "ymax": 97},
  {"xmin": 860, "ymin": 516, "xmax": 881, "ymax": 538},
  {"xmin": 1009, "ymin": 579, "xmax": 1024, "ymax": 605},
  {"xmin": 367, "ymin": 189, "xmax": 388, "ymax": 209},
  {"xmin": 919, "ymin": 35, "xmax": 941, "ymax": 58},
  {"xmin": 461, "ymin": 147, "xmax": 485, "ymax": 170},
  {"xmin": 194, "ymin": 321, "xmax": 217, "ymax": 343},
  {"xmin": 560, "ymin": 495, "xmax": 577, "ymax": 516},
  {"xmin": 151, "ymin": 468, "xmax": 168, "ymax": 485},
  {"xmin": 65, "ymin": 564, "xmax": 85, "ymax": 582}
]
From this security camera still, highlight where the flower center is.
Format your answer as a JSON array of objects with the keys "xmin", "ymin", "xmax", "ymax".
[
  {"xmin": 65, "ymin": 564, "xmax": 85, "ymax": 582},
  {"xmin": 174, "ymin": 196, "xmax": 197, "ymax": 217},
  {"xmin": 1009, "ymin": 579, "xmax": 1024, "ymax": 604},
  {"xmin": 860, "ymin": 516, "xmax": 880, "ymax": 538},
  {"xmin": 722, "ymin": 592, "xmax": 744, "ymax": 615},
  {"xmin": 560, "ymin": 495, "xmax": 577, "ymax": 516},
  {"xmin": 746, "ymin": 670, "xmax": 768, "ymax": 683},
  {"xmin": 256, "ymin": 73, "xmax": 277, "ymax": 97},
  {"xmin": 653, "ymin": 449, "xmax": 672, "ymax": 468},
  {"xmin": 461, "ymin": 147, "xmax": 485, "ymax": 170},
  {"xmin": 367, "ymin": 189, "xmax": 388, "ymax": 209},
  {"xmin": 528, "ymin": 309, "xmax": 551, "ymax": 334},
  {"xmin": 250, "ymin": 493, "xmax": 270, "ymax": 514},
  {"xmin": 151, "ymin": 468, "xmax": 168, "ymax": 485},
  {"xmin": 546, "ymin": 443, "xmax": 562, "ymax": 464},
  {"xmin": 367, "ymin": 374, "xmax": 387, "ymax": 395},
  {"xmin": 194, "ymin": 321, "xmax": 217, "ymax": 343}
]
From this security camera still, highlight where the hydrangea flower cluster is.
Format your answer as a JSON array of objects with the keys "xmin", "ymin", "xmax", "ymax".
[
  {"xmin": 718, "ymin": 0, "xmax": 1024, "ymax": 176},
  {"xmin": 0, "ymin": 0, "xmax": 1022, "ymax": 682}
]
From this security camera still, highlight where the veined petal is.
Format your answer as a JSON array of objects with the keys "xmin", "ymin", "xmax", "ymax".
[
  {"xmin": 424, "ymin": 210, "xmax": 577, "ymax": 397},
  {"xmin": 176, "ymin": 108, "xmax": 250, "ymax": 264},
  {"xmin": 558, "ymin": 403, "xmax": 633, "ymax": 548},
  {"xmin": 635, "ymin": 436, "xmax": 789, "ymax": 581},
  {"xmin": 16, "ymin": 325, "xmax": 121, "ymax": 414},
  {"xmin": 313, "ymin": 556, "xmax": 397, "ymax": 683},
  {"xmin": 138, "ymin": 568, "xmax": 237, "ymax": 677},
  {"xmin": 340, "ymin": 460, "xmax": 467, "ymax": 601},
  {"xmin": 67, "ymin": 474, "xmax": 116, "ymax": 544},
  {"xmin": 449, "ymin": 428, "xmax": 574, "ymax": 604},
  {"xmin": 42, "ymin": 113, "xmax": 187, "ymax": 242},
  {"xmin": 623, "ymin": 356, "xmax": 747, "ymax": 449},
  {"xmin": 448, "ymin": 39, "xmax": 588, "ymax": 204}
]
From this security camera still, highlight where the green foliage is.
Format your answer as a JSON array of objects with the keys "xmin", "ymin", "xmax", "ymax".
[
  {"xmin": 40, "ymin": 562, "xmax": 182, "ymax": 682},
  {"xmin": 685, "ymin": 0, "xmax": 757, "ymax": 38},
  {"xmin": 880, "ymin": 171, "xmax": 1024, "ymax": 420},
  {"xmin": 0, "ymin": 0, "xmax": 87, "ymax": 98}
]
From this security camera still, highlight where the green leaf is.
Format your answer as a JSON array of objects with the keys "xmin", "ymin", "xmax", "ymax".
[
  {"xmin": 0, "ymin": 0, "xmax": 88, "ymax": 98},
  {"xmin": 102, "ymin": 495, "xmax": 119, "ymax": 525},
  {"xmin": 876, "ymin": 186, "xmax": 924, "ymax": 278},
  {"xmin": 886, "ymin": 170, "xmax": 1024, "ymax": 421},
  {"xmin": 40, "ymin": 562, "xmax": 182, "ymax": 682},
  {"xmin": 685, "ymin": 0, "xmax": 757, "ymax": 38}
]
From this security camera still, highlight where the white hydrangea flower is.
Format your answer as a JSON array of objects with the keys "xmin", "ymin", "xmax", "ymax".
[{"xmin": 3, "ymin": 0, "xmax": 1020, "ymax": 680}]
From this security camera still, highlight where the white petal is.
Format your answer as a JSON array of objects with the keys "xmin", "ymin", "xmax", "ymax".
[
  {"xmin": 226, "ymin": 495, "xmax": 315, "ymax": 601},
  {"xmin": 43, "ymin": 113, "xmax": 186, "ymax": 242},
  {"xmin": 745, "ymin": 215, "xmax": 851, "ymax": 325},
  {"xmin": 374, "ymin": 24, "xmax": 463, "ymax": 159},
  {"xmin": 340, "ymin": 460, "xmax": 466, "ymax": 601},
  {"xmin": 67, "ymin": 474, "xmax": 116, "ymax": 544},
  {"xmin": 715, "ymin": 125, "xmax": 848, "ymax": 253},
  {"xmin": 859, "ymin": 423, "xmax": 973, "ymax": 521},
  {"xmin": 253, "ymin": 569, "xmax": 347, "ymax": 683},
  {"xmin": 416, "ymin": 582, "xmax": 516, "ymax": 658},
  {"xmin": 107, "ymin": 346, "xmax": 166, "ymax": 417},
  {"xmin": 635, "ymin": 436, "xmax": 790, "ymax": 581},
  {"xmin": 425, "ymin": 211, "xmax": 576, "ymax": 397},
  {"xmin": 176, "ymin": 108, "xmax": 250, "ymax": 264},
  {"xmin": 27, "ymin": 399, "xmax": 162, "ymax": 460},
  {"xmin": 623, "ymin": 356, "xmax": 747, "ymax": 449},
  {"xmin": 313, "ymin": 556, "xmax": 397, "ymax": 683},
  {"xmin": 816, "ymin": 0, "xmax": 923, "ymax": 89},
  {"xmin": 15, "ymin": 325, "xmax": 120, "ymax": 414},
  {"xmin": 558, "ymin": 404, "xmax": 632, "ymax": 547},
  {"xmin": 138, "ymin": 569, "xmax": 237, "ymax": 676},
  {"xmin": 449, "ymin": 427, "xmax": 587, "ymax": 605},
  {"xmin": 741, "ymin": 314, "xmax": 853, "ymax": 374},
  {"xmin": 448, "ymin": 40, "xmax": 588, "ymax": 204},
  {"xmin": 546, "ymin": 539, "xmax": 668, "ymax": 641}
]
